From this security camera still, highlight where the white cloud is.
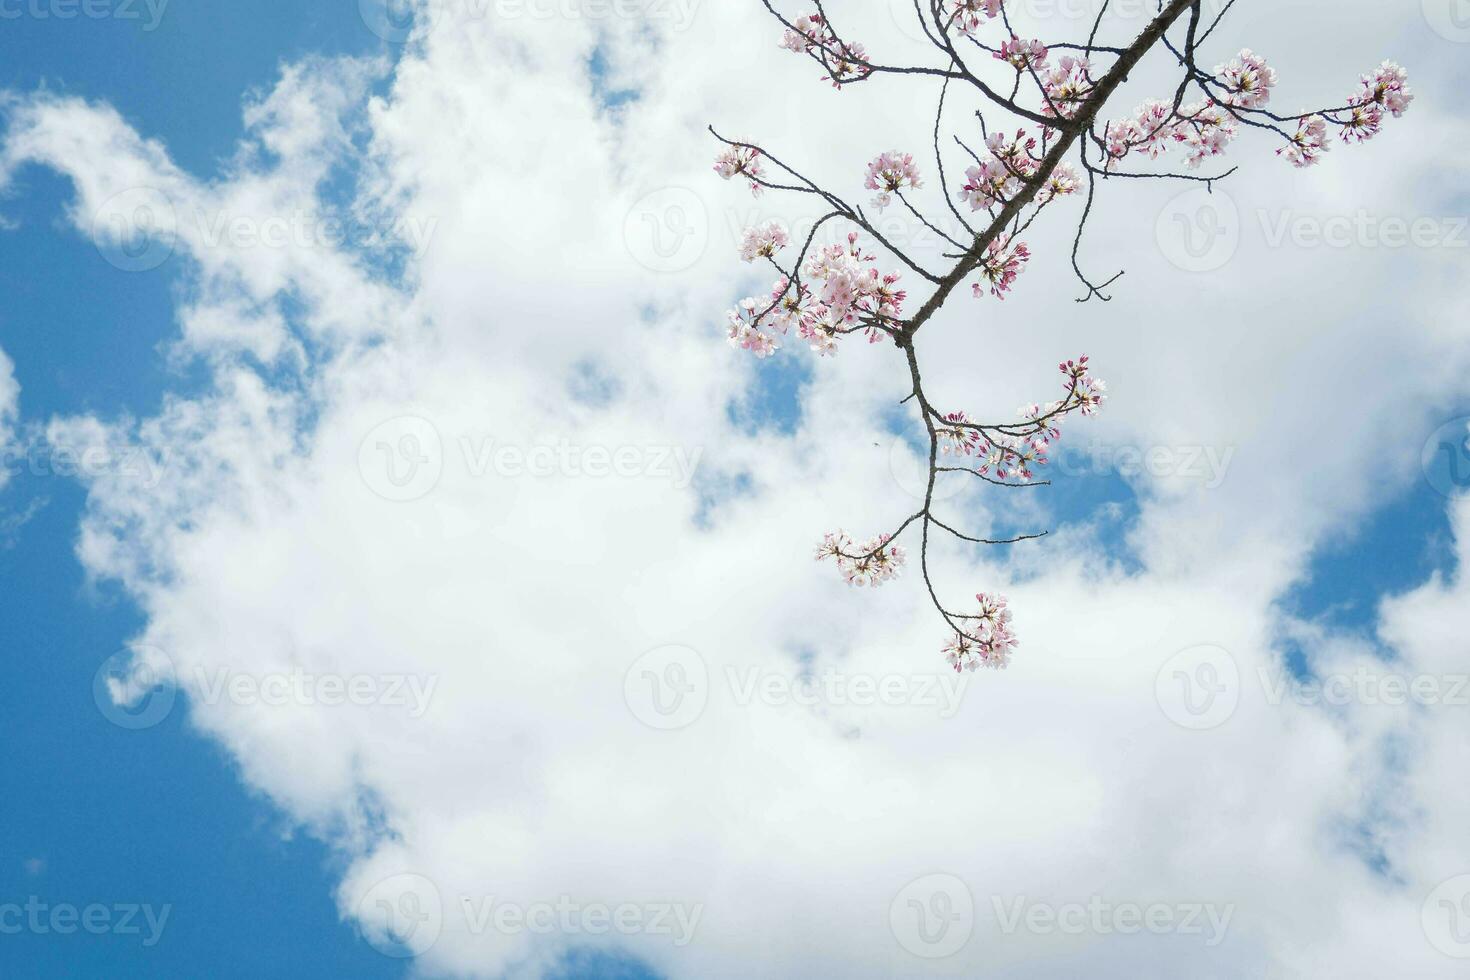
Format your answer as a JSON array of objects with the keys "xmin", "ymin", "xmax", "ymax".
[{"xmin": 7, "ymin": 1, "xmax": 1470, "ymax": 976}]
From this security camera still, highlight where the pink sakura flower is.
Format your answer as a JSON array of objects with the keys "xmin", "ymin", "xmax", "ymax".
[
  {"xmin": 725, "ymin": 296, "xmax": 780, "ymax": 358},
  {"xmin": 1173, "ymin": 101, "xmax": 1237, "ymax": 168},
  {"xmin": 815, "ymin": 530, "xmax": 906, "ymax": 587},
  {"xmin": 937, "ymin": 411, "xmax": 984, "ymax": 455},
  {"xmin": 738, "ymin": 221, "xmax": 790, "ymax": 263},
  {"xmin": 801, "ymin": 233, "xmax": 905, "ymax": 338},
  {"xmin": 1105, "ymin": 100, "xmax": 1236, "ymax": 170},
  {"xmin": 1040, "ymin": 56, "xmax": 1094, "ymax": 120},
  {"xmin": 864, "ymin": 151, "xmax": 922, "ymax": 213},
  {"xmin": 1060, "ymin": 355, "xmax": 1106, "ymax": 415},
  {"xmin": 947, "ymin": 0, "xmax": 1004, "ymax": 37},
  {"xmin": 779, "ymin": 12, "xmax": 871, "ymax": 88},
  {"xmin": 1037, "ymin": 162, "xmax": 1080, "ymax": 203},
  {"xmin": 972, "ymin": 234, "xmax": 1030, "ymax": 299},
  {"xmin": 996, "ymin": 36, "xmax": 1048, "ymax": 72},
  {"xmin": 714, "ymin": 146, "xmax": 766, "ymax": 196},
  {"xmin": 942, "ymin": 593, "xmax": 1016, "ymax": 672},
  {"xmin": 1279, "ymin": 115, "xmax": 1330, "ymax": 167},
  {"xmin": 1339, "ymin": 62, "xmax": 1412, "ymax": 144},
  {"xmin": 1356, "ymin": 61, "xmax": 1413, "ymax": 118},
  {"xmin": 1214, "ymin": 49, "xmax": 1277, "ymax": 109}
]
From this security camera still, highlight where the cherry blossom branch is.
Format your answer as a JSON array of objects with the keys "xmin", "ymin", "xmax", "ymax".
[{"xmin": 712, "ymin": 0, "xmax": 1413, "ymax": 672}]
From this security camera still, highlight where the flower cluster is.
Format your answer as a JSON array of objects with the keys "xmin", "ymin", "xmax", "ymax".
[
  {"xmin": 937, "ymin": 411, "xmax": 984, "ymax": 456},
  {"xmin": 940, "ymin": 356, "xmax": 1105, "ymax": 481},
  {"xmin": 1040, "ymin": 56, "xmax": 1094, "ymax": 120},
  {"xmin": 723, "ymin": 233, "xmax": 904, "ymax": 359},
  {"xmin": 1278, "ymin": 115, "xmax": 1329, "ymax": 168},
  {"xmin": 815, "ymin": 530, "xmax": 906, "ymax": 587},
  {"xmin": 1214, "ymin": 49, "xmax": 1277, "ymax": 109},
  {"xmin": 864, "ymin": 151, "xmax": 922, "ymax": 212},
  {"xmin": 739, "ymin": 221, "xmax": 790, "ymax": 263},
  {"xmin": 714, "ymin": 146, "xmax": 765, "ymax": 196},
  {"xmin": 958, "ymin": 129, "xmax": 1036, "ymax": 211},
  {"xmin": 1104, "ymin": 99, "xmax": 1237, "ymax": 170},
  {"xmin": 996, "ymin": 36, "xmax": 1047, "ymax": 71},
  {"xmin": 942, "ymin": 593, "xmax": 1016, "ymax": 672},
  {"xmin": 947, "ymin": 0, "xmax": 1004, "ymax": 37},
  {"xmin": 779, "ymin": 12, "xmax": 871, "ymax": 87},
  {"xmin": 972, "ymin": 233, "xmax": 1031, "ymax": 300},
  {"xmin": 1340, "ymin": 60, "xmax": 1413, "ymax": 144}
]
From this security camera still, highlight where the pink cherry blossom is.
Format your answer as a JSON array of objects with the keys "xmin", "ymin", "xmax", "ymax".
[
  {"xmin": 815, "ymin": 530, "xmax": 906, "ymax": 587},
  {"xmin": 739, "ymin": 221, "xmax": 790, "ymax": 263},
  {"xmin": 972, "ymin": 234, "xmax": 1030, "ymax": 299},
  {"xmin": 996, "ymin": 36, "xmax": 1048, "ymax": 72},
  {"xmin": 864, "ymin": 151, "xmax": 922, "ymax": 212},
  {"xmin": 714, "ymin": 146, "xmax": 766, "ymax": 196},
  {"xmin": 779, "ymin": 12, "xmax": 872, "ymax": 87},
  {"xmin": 946, "ymin": 0, "xmax": 1004, "ymax": 37},
  {"xmin": 942, "ymin": 593, "xmax": 1016, "ymax": 672},
  {"xmin": 1215, "ymin": 49, "xmax": 1277, "ymax": 109},
  {"xmin": 1040, "ymin": 56, "xmax": 1094, "ymax": 120},
  {"xmin": 1278, "ymin": 115, "xmax": 1330, "ymax": 167}
]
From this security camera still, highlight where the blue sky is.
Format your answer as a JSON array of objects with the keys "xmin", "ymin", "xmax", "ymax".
[{"xmin": 2, "ymin": 1, "xmax": 1468, "ymax": 977}]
